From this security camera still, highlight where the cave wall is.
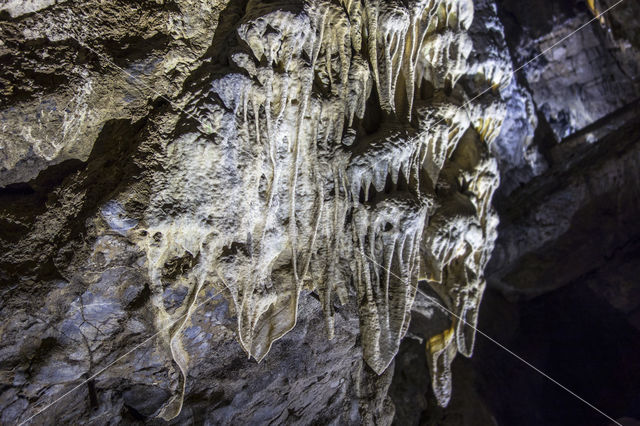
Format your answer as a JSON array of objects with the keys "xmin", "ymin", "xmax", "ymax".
[
  {"xmin": 1, "ymin": 0, "xmax": 508, "ymax": 422},
  {"xmin": 1, "ymin": 0, "xmax": 638, "ymax": 424}
]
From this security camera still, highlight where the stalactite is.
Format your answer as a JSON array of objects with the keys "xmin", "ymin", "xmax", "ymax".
[{"xmin": 130, "ymin": 0, "xmax": 509, "ymax": 418}]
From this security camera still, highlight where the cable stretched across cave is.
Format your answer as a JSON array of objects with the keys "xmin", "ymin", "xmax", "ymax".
[
  {"xmin": 363, "ymin": 253, "xmax": 623, "ymax": 426},
  {"xmin": 4, "ymin": 0, "xmax": 627, "ymax": 423}
]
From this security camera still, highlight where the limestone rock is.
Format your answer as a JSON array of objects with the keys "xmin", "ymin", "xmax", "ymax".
[{"xmin": 1, "ymin": 0, "xmax": 517, "ymax": 422}]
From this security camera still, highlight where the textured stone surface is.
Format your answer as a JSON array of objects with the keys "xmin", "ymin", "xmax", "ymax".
[
  {"xmin": 1, "ymin": 0, "xmax": 638, "ymax": 424},
  {"xmin": 496, "ymin": 0, "xmax": 640, "ymax": 140},
  {"xmin": 488, "ymin": 100, "xmax": 640, "ymax": 298},
  {"xmin": 0, "ymin": 0, "xmax": 511, "ymax": 423},
  {"xmin": 0, "ymin": 0, "xmax": 225, "ymax": 187}
]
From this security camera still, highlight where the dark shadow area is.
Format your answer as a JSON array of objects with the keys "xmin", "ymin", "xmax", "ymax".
[
  {"xmin": 0, "ymin": 113, "xmax": 149, "ymax": 288},
  {"xmin": 470, "ymin": 284, "xmax": 640, "ymax": 425}
]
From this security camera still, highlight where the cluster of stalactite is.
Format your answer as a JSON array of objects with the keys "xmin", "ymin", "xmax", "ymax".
[{"xmin": 137, "ymin": 0, "xmax": 508, "ymax": 418}]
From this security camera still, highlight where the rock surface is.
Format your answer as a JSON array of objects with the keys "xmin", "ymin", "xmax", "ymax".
[
  {"xmin": 1, "ymin": 0, "xmax": 508, "ymax": 422},
  {"xmin": 0, "ymin": 0, "xmax": 638, "ymax": 424},
  {"xmin": 489, "ymin": 100, "xmax": 640, "ymax": 298},
  {"xmin": 496, "ymin": 0, "xmax": 640, "ymax": 140}
]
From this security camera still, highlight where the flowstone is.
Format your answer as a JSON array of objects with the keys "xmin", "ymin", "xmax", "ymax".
[
  {"xmin": 136, "ymin": 0, "xmax": 508, "ymax": 414},
  {"xmin": 0, "ymin": 0, "xmax": 512, "ymax": 421}
]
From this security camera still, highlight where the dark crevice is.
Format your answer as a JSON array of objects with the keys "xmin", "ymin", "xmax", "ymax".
[
  {"xmin": 360, "ymin": 88, "xmax": 384, "ymax": 136},
  {"xmin": 126, "ymin": 283, "xmax": 152, "ymax": 311},
  {"xmin": 123, "ymin": 404, "xmax": 147, "ymax": 422},
  {"xmin": 0, "ymin": 159, "xmax": 85, "ymax": 237}
]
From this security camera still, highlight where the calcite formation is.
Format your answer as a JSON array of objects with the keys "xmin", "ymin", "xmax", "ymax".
[{"xmin": 0, "ymin": 0, "xmax": 511, "ymax": 421}]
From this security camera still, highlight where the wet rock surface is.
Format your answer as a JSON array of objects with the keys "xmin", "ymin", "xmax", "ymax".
[
  {"xmin": 1, "ymin": 0, "xmax": 639, "ymax": 424},
  {"xmin": 0, "ymin": 0, "xmax": 504, "ymax": 422}
]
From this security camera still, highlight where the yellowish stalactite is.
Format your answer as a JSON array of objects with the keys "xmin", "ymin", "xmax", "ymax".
[{"xmin": 135, "ymin": 0, "xmax": 509, "ymax": 419}]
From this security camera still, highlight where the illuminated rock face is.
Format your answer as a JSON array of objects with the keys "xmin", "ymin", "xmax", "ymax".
[
  {"xmin": 135, "ymin": 0, "xmax": 508, "ymax": 414},
  {"xmin": 0, "ymin": 0, "xmax": 512, "ymax": 422}
]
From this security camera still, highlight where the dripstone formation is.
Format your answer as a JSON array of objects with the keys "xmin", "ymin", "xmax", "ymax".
[{"xmin": 2, "ymin": 0, "xmax": 635, "ymax": 423}]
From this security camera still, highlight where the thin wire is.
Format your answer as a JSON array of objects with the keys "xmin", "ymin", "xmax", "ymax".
[
  {"xmin": 354, "ymin": 0, "xmax": 626, "ymax": 174},
  {"xmin": 361, "ymin": 253, "xmax": 622, "ymax": 426},
  {"xmin": 18, "ymin": 290, "xmax": 223, "ymax": 426},
  {"xmin": 454, "ymin": 0, "xmax": 625, "ymax": 122},
  {"xmin": 17, "ymin": 0, "xmax": 626, "ymax": 424}
]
